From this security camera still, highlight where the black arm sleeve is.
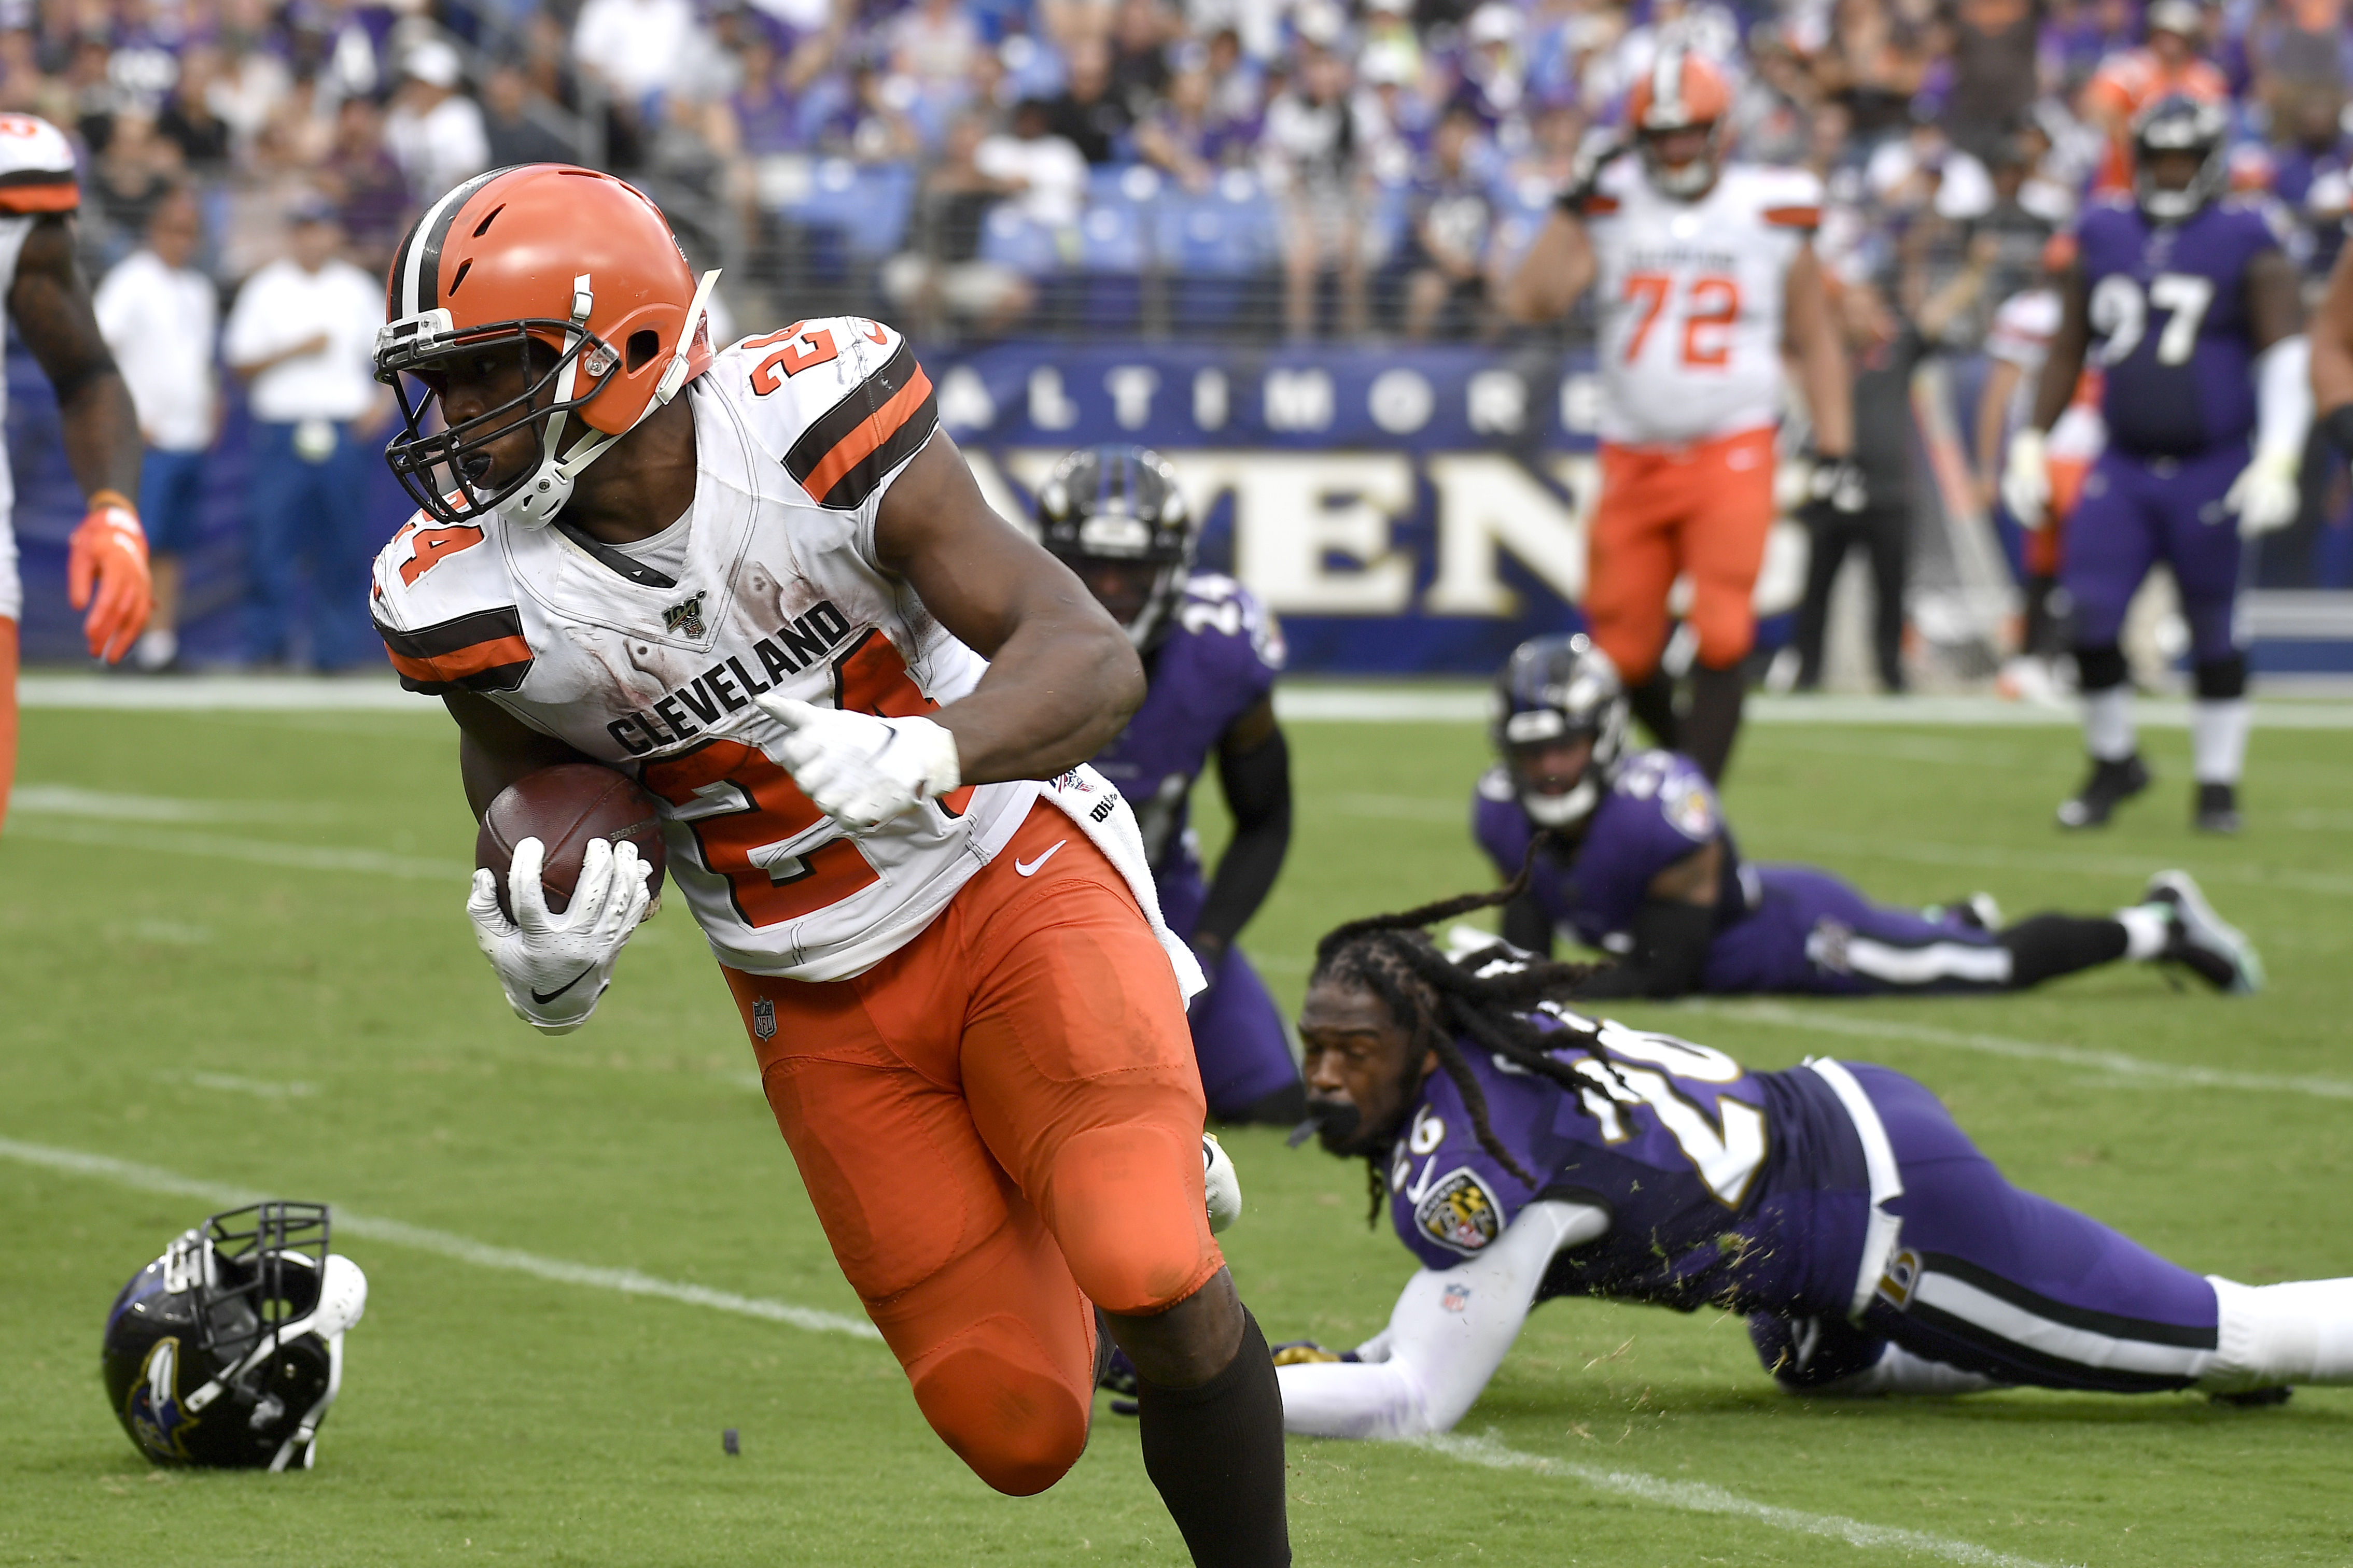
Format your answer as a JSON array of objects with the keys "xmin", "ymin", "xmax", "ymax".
[
  {"xmin": 1566, "ymin": 899, "xmax": 1715, "ymax": 1000},
  {"xmin": 1194, "ymin": 724, "xmax": 1293, "ymax": 951},
  {"xmin": 1501, "ymin": 883, "xmax": 1555, "ymax": 957}
]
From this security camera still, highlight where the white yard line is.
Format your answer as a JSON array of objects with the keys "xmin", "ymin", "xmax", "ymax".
[
  {"xmin": 1679, "ymin": 999, "xmax": 2353, "ymax": 1100},
  {"xmin": 5, "ymin": 818, "xmax": 470, "ymax": 881},
  {"xmin": 1419, "ymin": 1432, "xmax": 2081, "ymax": 1568},
  {"xmin": 0, "ymin": 1136, "xmax": 881, "ymax": 1341}
]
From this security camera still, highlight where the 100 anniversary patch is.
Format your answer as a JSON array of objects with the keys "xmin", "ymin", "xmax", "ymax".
[{"xmin": 1414, "ymin": 1167, "xmax": 1504, "ymax": 1255}]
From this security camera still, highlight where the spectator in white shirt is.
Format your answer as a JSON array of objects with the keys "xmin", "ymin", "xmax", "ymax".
[
  {"xmin": 93, "ymin": 188, "xmax": 218, "ymax": 673},
  {"xmin": 383, "ymin": 39, "xmax": 491, "ymax": 206},
  {"xmin": 220, "ymin": 196, "xmax": 391, "ymax": 672},
  {"xmin": 573, "ymin": 0, "xmax": 702, "ymax": 114}
]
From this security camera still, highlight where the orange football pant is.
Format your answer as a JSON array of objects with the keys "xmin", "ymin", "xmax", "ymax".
[
  {"xmin": 0, "ymin": 617, "xmax": 17, "ymax": 834},
  {"xmin": 724, "ymin": 801, "xmax": 1221, "ymax": 1497},
  {"xmin": 1586, "ymin": 425, "xmax": 1778, "ymax": 682}
]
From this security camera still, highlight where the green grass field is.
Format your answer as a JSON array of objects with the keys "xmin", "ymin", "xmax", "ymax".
[{"xmin": 5, "ymin": 694, "xmax": 2352, "ymax": 1566}]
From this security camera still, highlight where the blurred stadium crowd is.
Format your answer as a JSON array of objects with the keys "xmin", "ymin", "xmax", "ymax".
[{"xmin": 13, "ymin": 0, "xmax": 2353, "ymax": 671}]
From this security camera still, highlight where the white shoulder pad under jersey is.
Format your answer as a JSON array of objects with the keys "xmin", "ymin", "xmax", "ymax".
[
  {"xmin": 371, "ymin": 325, "xmax": 1038, "ymax": 984},
  {"xmin": 1586, "ymin": 161, "xmax": 1820, "ymax": 446},
  {"xmin": 715, "ymin": 315, "xmax": 939, "ymax": 522},
  {"xmin": 0, "ymin": 113, "xmax": 79, "ymax": 214}
]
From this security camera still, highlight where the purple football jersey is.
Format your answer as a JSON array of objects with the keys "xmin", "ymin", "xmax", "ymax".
[
  {"xmin": 2076, "ymin": 195, "xmax": 2279, "ymax": 457},
  {"xmin": 1090, "ymin": 573, "xmax": 1285, "ymax": 900},
  {"xmin": 1473, "ymin": 750, "xmax": 1747, "ymax": 955},
  {"xmin": 1385, "ymin": 1008, "xmax": 1869, "ymax": 1317}
]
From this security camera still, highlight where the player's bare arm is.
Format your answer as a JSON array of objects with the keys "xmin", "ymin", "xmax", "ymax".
[
  {"xmin": 1781, "ymin": 243, "xmax": 1852, "ymax": 457},
  {"xmin": 2314, "ymin": 243, "xmax": 2353, "ymax": 422},
  {"xmin": 1189, "ymin": 694, "xmax": 1290, "ymax": 968},
  {"xmin": 871, "ymin": 433, "xmax": 1145, "ymax": 783},
  {"xmin": 444, "ymin": 690, "xmax": 594, "ymax": 819},
  {"xmin": 2003, "ymin": 259, "xmax": 2091, "ymax": 529},
  {"xmin": 1498, "ymin": 209, "xmax": 1595, "ymax": 323},
  {"xmin": 1569, "ymin": 837, "xmax": 1720, "ymax": 1001},
  {"xmin": 13, "ymin": 215, "xmax": 139, "ymax": 502},
  {"xmin": 12, "ymin": 210, "xmax": 150, "ymax": 660}
]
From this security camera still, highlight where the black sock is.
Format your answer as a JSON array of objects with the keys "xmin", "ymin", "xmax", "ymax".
[
  {"xmin": 1626, "ymin": 668, "xmax": 1679, "ymax": 750},
  {"xmin": 1136, "ymin": 1309, "xmax": 1291, "ymax": 1567},
  {"xmin": 1999, "ymin": 914, "xmax": 2128, "ymax": 988},
  {"xmin": 1683, "ymin": 662, "xmax": 1746, "ymax": 783}
]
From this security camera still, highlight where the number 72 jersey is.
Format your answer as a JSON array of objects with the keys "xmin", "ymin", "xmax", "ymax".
[
  {"xmin": 2076, "ymin": 194, "xmax": 2280, "ymax": 458},
  {"xmin": 368, "ymin": 317, "xmax": 1042, "ymax": 982},
  {"xmin": 1580, "ymin": 160, "xmax": 1824, "ymax": 446}
]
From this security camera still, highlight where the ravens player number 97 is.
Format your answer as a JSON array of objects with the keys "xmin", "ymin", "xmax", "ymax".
[
  {"xmin": 1036, "ymin": 444, "xmax": 1306, "ymax": 1127},
  {"xmin": 2004, "ymin": 94, "xmax": 2309, "ymax": 835},
  {"xmin": 366, "ymin": 165, "xmax": 1286, "ymax": 1563}
]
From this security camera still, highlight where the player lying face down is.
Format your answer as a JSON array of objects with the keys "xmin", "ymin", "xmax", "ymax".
[
  {"xmin": 1274, "ymin": 891, "xmax": 2353, "ymax": 1439},
  {"xmin": 1475, "ymin": 634, "xmax": 2264, "ymax": 1000},
  {"xmin": 367, "ymin": 167, "xmax": 1288, "ymax": 1565}
]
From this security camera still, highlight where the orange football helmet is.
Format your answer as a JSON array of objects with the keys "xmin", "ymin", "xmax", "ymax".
[
  {"xmin": 1625, "ymin": 47, "xmax": 1732, "ymax": 197},
  {"xmin": 375, "ymin": 164, "xmax": 720, "ymax": 527}
]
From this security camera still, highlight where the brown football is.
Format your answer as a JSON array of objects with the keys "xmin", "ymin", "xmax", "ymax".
[{"xmin": 476, "ymin": 764, "xmax": 668, "ymax": 920}]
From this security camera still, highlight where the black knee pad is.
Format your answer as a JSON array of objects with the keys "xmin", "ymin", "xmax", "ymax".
[
  {"xmin": 2074, "ymin": 643, "xmax": 2128, "ymax": 693},
  {"xmin": 2195, "ymin": 654, "xmax": 2248, "ymax": 701}
]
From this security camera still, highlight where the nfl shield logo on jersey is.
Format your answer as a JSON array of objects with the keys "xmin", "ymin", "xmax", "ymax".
[
  {"xmin": 664, "ymin": 593, "xmax": 707, "ymax": 639},
  {"xmin": 752, "ymin": 998, "xmax": 776, "ymax": 1041}
]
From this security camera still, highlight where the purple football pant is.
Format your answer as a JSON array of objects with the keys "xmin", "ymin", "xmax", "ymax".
[
  {"xmin": 1156, "ymin": 867, "xmax": 1303, "ymax": 1119},
  {"xmin": 1849, "ymin": 1064, "xmax": 2219, "ymax": 1392},
  {"xmin": 2063, "ymin": 441, "xmax": 2248, "ymax": 660},
  {"xmin": 1705, "ymin": 866, "xmax": 2008, "ymax": 996}
]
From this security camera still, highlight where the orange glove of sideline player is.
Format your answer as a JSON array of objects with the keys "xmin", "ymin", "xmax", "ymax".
[{"xmin": 67, "ymin": 490, "xmax": 152, "ymax": 663}]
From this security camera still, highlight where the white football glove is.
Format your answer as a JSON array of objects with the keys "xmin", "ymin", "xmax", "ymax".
[
  {"xmin": 2224, "ymin": 446, "xmax": 2301, "ymax": 536},
  {"xmin": 466, "ymin": 836, "xmax": 651, "ymax": 1034},
  {"xmin": 2001, "ymin": 427, "xmax": 2051, "ymax": 530},
  {"xmin": 754, "ymin": 695, "xmax": 961, "ymax": 832},
  {"xmin": 1203, "ymin": 1133, "xmax": 1241, "ymax": 1235}
]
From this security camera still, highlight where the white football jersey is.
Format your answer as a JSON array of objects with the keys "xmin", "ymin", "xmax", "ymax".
[
  {"xmin": 0, "ymin": 111, "xmax": 79, "ymax": 620},
  {"xmin": 1580, "ymin": 160, "xmax": 1822, "ymax": 446},
  {"xmin": 369, "ymin": 317, "xmax": 1041, "ymax": 982}
]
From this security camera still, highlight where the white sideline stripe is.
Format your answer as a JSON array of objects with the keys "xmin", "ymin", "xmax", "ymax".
[
  {"xmin": 26, "ymin": 674, "xmax": 2353, "ymax": 729},
  {"xmin": 1417, "ymin": 1432, "xmax": 2078, "ymax": 1568},
  {"xmin": 1912, "ymin": 1274, "xmax": 2212, "ymax": 1380},
  {"xmin": 1680, "ymin": 1000, "xmax": 2353, "ymax": 1100},
  {"xmin": 0, "ymin": 1137, "xmax": 884, "ymax": 1342},
  {"xmin": 4, "ymin": 818, "xmax": 471, "ymax": 882},
  {"xmin": 10, "ymin": 783, "xmax": 334, "ymax": 823}
]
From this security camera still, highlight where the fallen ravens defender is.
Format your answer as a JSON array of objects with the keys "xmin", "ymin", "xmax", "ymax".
[
  {"xmin": 2004, "ymin": 95, "xmax": 2309, "ymax": 834},
  {"xmin": 0, "ymin": 111, "xmax": 153, "ymax": 831},
  {"xmin": 366, "ymin": 166, "xmax": 1285, "ymax": 1561},
  {"xmin": 1273, "ymin": 906, "xmax": 2353, "ymax": 1437},
  {"xmin": 1039, "ymin": 444, "xmax": 1305, "ymax": 1126},
  {"xmin": 1477, "ymin": 634, "xmax": 2260, "ymax": 997},
  {"xmin": 101, "ymin": 1203, "xmax": 368, "ymax": 1470}
]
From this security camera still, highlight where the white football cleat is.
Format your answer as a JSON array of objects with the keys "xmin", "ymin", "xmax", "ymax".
[
  {"xmin": 2146, "ymin": 870, "xmax": 2263, "ymax": 995},
  {"xmin": 1203, "ymin": 1133, "xmax": 1241, "ymax": 1234}
]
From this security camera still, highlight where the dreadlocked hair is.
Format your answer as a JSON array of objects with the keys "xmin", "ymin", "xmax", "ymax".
[{"xmin": 1311, "ymin": 866, "xmax": 1621, "ymax": 1224}]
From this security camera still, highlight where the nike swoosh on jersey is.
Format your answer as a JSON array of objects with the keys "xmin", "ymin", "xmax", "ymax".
[
  {"xmin": 1014, "ymin": 841, "xmax": 1068, "ymax": 877},
  {"xmin": 531, "ymin": 967, "xmax": 596, "ymax": 1006}
]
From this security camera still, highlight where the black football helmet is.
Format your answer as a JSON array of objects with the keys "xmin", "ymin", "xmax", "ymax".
[
  {"xmin": 1491, "ymin": 633, "xmax": 1628, "ymax": 830},
  {"xmin": 2132, "ymin": 95, "xmax": 2230, "ymax": 222},
  {"xmin": 1035, "ymin": 444, "xmax": 1194, "ymax": 649},
  {"xmin": 101, "ymin": 1203, "xmax": 368, "ymax": 1471}
]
